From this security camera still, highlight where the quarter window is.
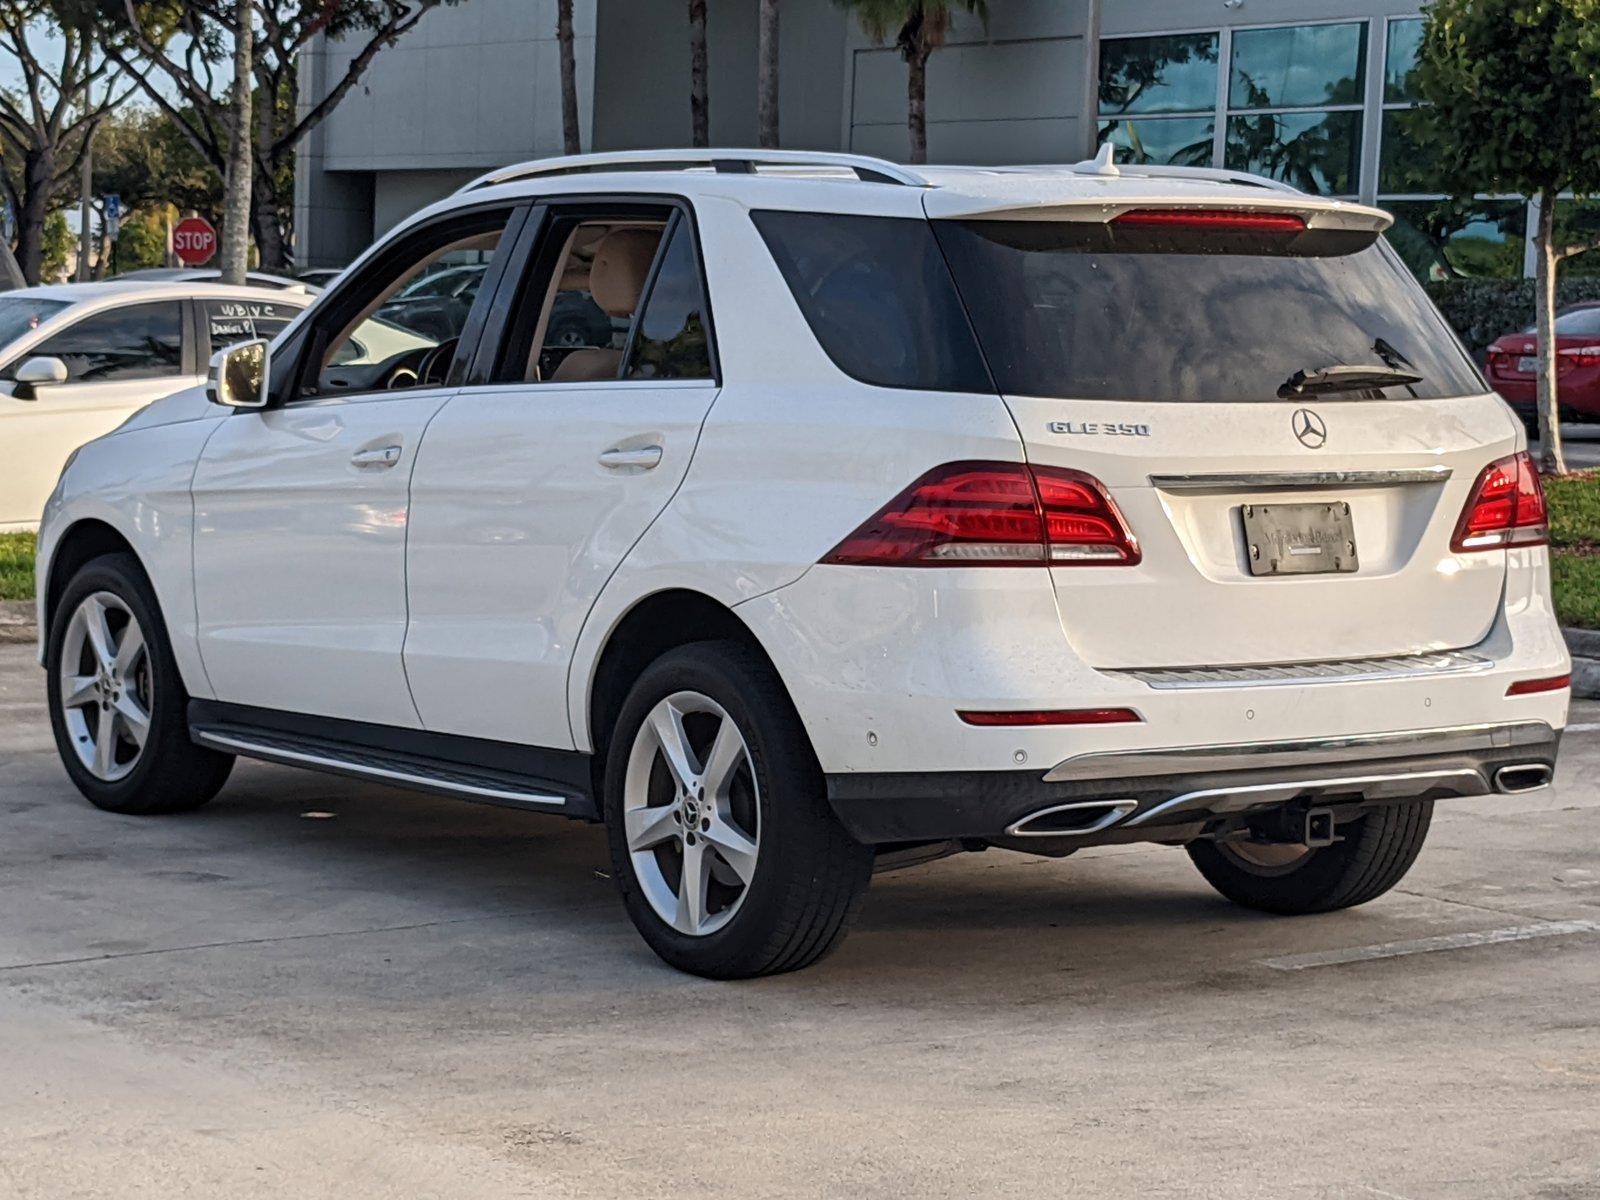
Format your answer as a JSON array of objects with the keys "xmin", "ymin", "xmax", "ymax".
[
  {"xmin": 624, "ymin": 218, "xmax": 712, "ymax": 381},
  {"xmin": 202, "ymin": 299, "xmax": 303, "ymax": 350},
  {"xmin": 28, "ymin": 302, "xmax": 183, "ymax": 382}
]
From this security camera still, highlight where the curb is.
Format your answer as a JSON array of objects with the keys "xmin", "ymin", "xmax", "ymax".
[
  {"xmin": 0, "ymin": 599, "xmax": 35, "ymax": 646},
  {"xmin": 1567, "ymin": 627, "xmax": 1600, "ymax": 701}
]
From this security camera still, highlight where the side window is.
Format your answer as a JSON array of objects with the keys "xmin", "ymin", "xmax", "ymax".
[
  {"xmin": 528, "ymin": 221, "xmax": 666, "ymax": 382},
  {"xmin": 307, "ymin": 212, "xmax": 510, "ymax": 398},
  {"xmin": 623, "ymin": 218, "xmax": 713, "ymax": 380},
  {"xmin": 202, "ymin": 300, "xmax": 303, "ymax": 352},
  {"xmin": 30, "ymin": 302, "xmax": 184, "ymax": 383}
]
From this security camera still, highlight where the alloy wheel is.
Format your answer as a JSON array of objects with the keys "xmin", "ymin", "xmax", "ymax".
[
  {"xmin": 622, "ymin": 691, "xmax": 761, "ymax": 937},
  {"xmin": 58, "ymin": 592, "xmax": 152, "ymax": 782}
]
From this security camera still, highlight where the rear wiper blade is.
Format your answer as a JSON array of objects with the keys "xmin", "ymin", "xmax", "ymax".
[{"xmin": 1278, "ymin": 364, "xmax": 1424, "ymax": 399}]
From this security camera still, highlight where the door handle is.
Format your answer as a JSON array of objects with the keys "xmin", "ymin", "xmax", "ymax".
[
  {"xmin": 598, "ymin": 445, "xmax": 663, "ymax": 470},
  {"xmin": 351, "ymin": 444, "xmax": 402, "ymax": 468}
]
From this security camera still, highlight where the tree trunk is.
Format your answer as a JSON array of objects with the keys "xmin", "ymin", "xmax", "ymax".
[
  {"xmin": 757, "ymin": 0, "xmax": 779, "ymax": 148},
  {"xmin": 249, "ymin": 170, "xmax": 288, "ymax": 272},
  {"xmin": 907, "ymin": 42, "xmax": 929, "ymax": 164},
  {"xmin": 77, "ymin": 133, "xmax": 93, "ymax": 282},
  {"xmin": 16, "ymin": 148, "xmax": 54, "ymax": 285},
  {"xmin": 219, "ymin": 0, "xmax": 254, "ymax": 284},
  {"xmin": 1534, "ymin": 191, "xmax": 1568, "ymax": 476},
  {"xmin": 688, "ymin": 0, "xmax": 709, "ymax": 148},
  {"xmin": 558, "ymin": 0, "xmax": 581, "ymax": 155}
]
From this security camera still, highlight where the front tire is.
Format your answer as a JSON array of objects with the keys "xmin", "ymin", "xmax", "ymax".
[
  {"xmin": 46, "ymin": 553, "xmax": 234, "ymax": 814},
  {"xmin": 602, "ymin": 641, "xmax": 873, "ymax": 979},
  {"xmin": 1186, "ymin": 800, "xmax": 1433, "ymax": 915}
]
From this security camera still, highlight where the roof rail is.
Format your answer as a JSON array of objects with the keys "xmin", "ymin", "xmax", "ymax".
[{"xmin": 459, "ymin": 149, "xmax": 930, "ymax": 192}]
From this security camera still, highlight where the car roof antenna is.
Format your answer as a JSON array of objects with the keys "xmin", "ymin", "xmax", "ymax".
[{"xmin": 1072, "ymin": 143, "xmax": 1120, "ymax": 177}]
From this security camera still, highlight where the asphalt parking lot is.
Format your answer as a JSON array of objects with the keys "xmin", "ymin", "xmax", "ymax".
[
  {"xmin": 1536, "ymin": 423, "xmax": 1600, "ymax": 470},
  {"xmin": 2, "ymin": 640, "xmax": 1597, "ymax": 1199}
]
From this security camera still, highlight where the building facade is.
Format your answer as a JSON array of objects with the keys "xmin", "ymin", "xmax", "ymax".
[{"xmin": 294, "ymin": 0, "xmax": 1533, "ymax": 281}]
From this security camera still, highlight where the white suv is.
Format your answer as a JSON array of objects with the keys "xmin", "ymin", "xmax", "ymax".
[{"xmin": 33, "ymin": 150, "xmax": 1572, "ymax": 978}]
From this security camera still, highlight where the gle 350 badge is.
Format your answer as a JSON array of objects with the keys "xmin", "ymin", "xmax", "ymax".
[{"xmin": 1047, "ymin": 421, "xmax": 1152, "ymax": 437}]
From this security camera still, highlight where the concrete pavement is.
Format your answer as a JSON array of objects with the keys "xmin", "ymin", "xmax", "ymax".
[{"xmin": 1, "ymin": 641, "xmax": 1597, "ymax": 1199}]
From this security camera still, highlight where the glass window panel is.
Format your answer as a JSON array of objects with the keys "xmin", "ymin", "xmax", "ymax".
[
  {"xmin": 1098, "ymin": 33, "xmax": 1219, "ymax": 116},
  {"xmin": 1097, "ymin": 117, "xmax": 1215, "ymax": 167},
  {"xmin": 32, "ymin": 302, "xmax": 183, "ymax": 382},
  {"xmin": 1382, "ymin": 200, "xmax": 1528, "ymax": 281},
  {"xmin": 1385, "ymin": 18, "xmax": 1424, "ymax": 103},
  {"xmin": 1554, "ymin": 199, "xmax": 1600, "ymax": 277},
  {"xmin": 1224, "ymin": 110, "xmax": 1362, "ymax": 195},
  {"xmin": 1378, "ymin": 108, "xmax": 1441, "ymax": 194},
  {"xmin": 1229, "ymin": 23, "xmax": 1367, "ymax": 109},
  {"xmin": 624, "ymin": 219, "xmax": 713, "ymax": 380}
]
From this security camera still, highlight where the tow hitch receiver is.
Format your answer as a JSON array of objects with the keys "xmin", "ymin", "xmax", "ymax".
[
  {"xmin": 1304, "ymin": 807, "xmax": 1335, "ymax": 848},
  {"xmin": 1249, "ymin": 803, "xmax": 1338, "ymax": 848}
]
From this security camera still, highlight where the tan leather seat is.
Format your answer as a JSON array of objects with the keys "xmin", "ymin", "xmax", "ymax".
[{"xmin": 549, "ymin": 228, "xmax": 660, "ymax": 382}]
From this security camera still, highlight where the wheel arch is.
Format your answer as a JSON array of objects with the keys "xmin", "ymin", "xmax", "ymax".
[{"xmin": 42, "ymin": 518, "xmax": 143, "ymax": 637}]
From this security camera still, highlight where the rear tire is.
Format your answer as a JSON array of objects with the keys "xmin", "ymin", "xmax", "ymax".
[
  {"xmin": 1186, "ymin": 800, "xmax": 1433, "ymax": 915},
  {"xmin": 46, "ymin": 553, "xmax": 233, "ymax": 815},
  {"xmin": 602, "ymin": 641, "xmax": 873, "ymax": 979}
]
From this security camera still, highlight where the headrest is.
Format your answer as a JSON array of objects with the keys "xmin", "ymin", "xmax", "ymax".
[{"xmin": 589, "ymin": 228, "xmax": 661, "ymax": 318}]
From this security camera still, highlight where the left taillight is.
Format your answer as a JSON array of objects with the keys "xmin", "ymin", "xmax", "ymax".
[
  {"xmin": 1450, "ymin": 451, "xmax": 1549, "ymax": 552},
  {"xmin": 822, "ymin": 461, "xmax": 1141, "ymax": 568}
]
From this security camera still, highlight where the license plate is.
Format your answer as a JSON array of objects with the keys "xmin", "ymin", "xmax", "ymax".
[
  {"xmin": 1518, "ymin": 355, "xmax": 1538, "ymax": 373},
  {"xmin": 1241, "ymin": 502, "xmax": 1358, "ymax": 577}
]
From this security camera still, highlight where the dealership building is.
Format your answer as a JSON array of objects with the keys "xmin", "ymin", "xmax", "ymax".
[{"xmin": 294, "ymin": 0, "xmax": 1537, "ymax": 280}]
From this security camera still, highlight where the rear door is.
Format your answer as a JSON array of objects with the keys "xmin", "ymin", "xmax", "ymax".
[
  {"xmin": 930, "ymin": 209, "xmax": 1512, "ymax": 669},
  {"xmin": 404, "ymin": 203, "xmax": 721, "ymax": 748}
]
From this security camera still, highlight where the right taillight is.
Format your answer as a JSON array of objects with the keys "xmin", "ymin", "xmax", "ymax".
[
  {"xmin": 822, "ymin": 461, "xmax": 1140, "ymax": 568},
  {"xmin": 1451, "ymin": 451, "xmax": 1549, "ymax": 552}
]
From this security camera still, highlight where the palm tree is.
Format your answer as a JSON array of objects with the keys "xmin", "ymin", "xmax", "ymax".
[
  {"xmin": 689, "ymin": 0, "xmax": 709, "ymax": 147},
  {"xmin": 837, "ymin": 0, "xmax": 986, "ymax": 164},
  {"xmin": 557, "ymin": 0, "xmax": 581, "ymax": 155},
  {"xmin": 219, "ymin": 0, "xmax": 253, "ymax": 285},
  {"xmin": 757, "ymin": 0, "xmax": 779, "ymax": 148}
]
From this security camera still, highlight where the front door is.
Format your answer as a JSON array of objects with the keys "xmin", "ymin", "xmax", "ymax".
[
  {"xmin": 405, "ymin": 207, "xmax": 721, "ymax": 748},
  {"xmin": 0, "ymin": 300, "xmax": 195, "ymax": 527},
  {"xmin": 191, "ymin": 204, "xmax": 521, "ymax": 725}
]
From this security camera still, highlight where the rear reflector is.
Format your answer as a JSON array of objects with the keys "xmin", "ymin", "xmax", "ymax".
[
  {"xmin": 957, "ymin": 708, "xmax": 1142, "ymax": 727},
  {"xmin": 1505, "ymin": 674, "xmax": 1571, "ymax": 696},
  {"xmin": 1450, "ymin": 451, "xmax": 1549, "ymax": 552},
  {"xmin": 822, "ymin": 461, "xmax": 1140, "ymax": 568},
  {"xmin": 1112, "ymin": 208, "xmax": 1308, "ymax": 233}
]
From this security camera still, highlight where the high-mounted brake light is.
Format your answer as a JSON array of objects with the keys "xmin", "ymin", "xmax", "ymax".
[
  {"xmin": 1450, "ymin": 451, "xmax": 1548, "ymax": 552},
  {"xmin": 822, "ymin": 462, "xmax": 1140, "ymax": 568},
  {"xmin": 1112, "ymin": 208, "xmax": 1308, "ymax": 233}
]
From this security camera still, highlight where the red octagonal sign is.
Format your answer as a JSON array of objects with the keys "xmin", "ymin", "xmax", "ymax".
[{"xmin": 173, "ymin": 215, "xmax": 218, "ymax": 266}]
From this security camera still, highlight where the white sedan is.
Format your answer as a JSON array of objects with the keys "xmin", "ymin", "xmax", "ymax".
[{"xmin": 0, "ymin": 281, "xmax": 311, "ymax": 530}]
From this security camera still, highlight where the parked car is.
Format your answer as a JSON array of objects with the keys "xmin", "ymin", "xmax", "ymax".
[
  {"xmin": 0, "ymin": 281, "xmax": 310, "ymax": 530},
  {"xmin": 34, "ymin": 149, "xmax": 1571, "ymax": 978},
  {"xmin": 1486, "ymin": 301, "xmax": 1600, "ymax": 427},
  {"xmin": 117, "ymin": 267, "xmax": 313, "ymax": 292}
]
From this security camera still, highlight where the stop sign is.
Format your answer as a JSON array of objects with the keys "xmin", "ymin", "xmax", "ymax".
[{"xmin": 173, "ymin": 216, "xmax": 218, "ymax": 266}]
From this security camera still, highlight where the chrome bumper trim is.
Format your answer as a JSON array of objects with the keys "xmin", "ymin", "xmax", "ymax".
[
  {"xmin": 1124, "ymin": 767, "xmax": 1489, "ymax": 828},
  {"xmin": 1041, "ymin": 720, "xmax": 1557, "ymax": 784},
  {"xmin": 1111, "ymin": 650, "xmax": 1492, "ymax": 689}
]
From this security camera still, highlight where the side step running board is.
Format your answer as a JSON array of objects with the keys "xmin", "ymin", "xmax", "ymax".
[{"xmin": 190, "ymin": 721, "xmax": 593, "ymax": 818}]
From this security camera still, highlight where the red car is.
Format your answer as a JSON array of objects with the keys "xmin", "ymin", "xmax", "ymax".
[{"xmin": 1486, "ymin": 301, "xmax": 1600, "ymax": 428}]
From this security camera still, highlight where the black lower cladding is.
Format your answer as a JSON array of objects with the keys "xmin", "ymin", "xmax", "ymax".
[
  {"xmin": 187, "ymin": 700, "xmax": 598, "ymax": 819},
  {"xmin": 824, "ymin": 736, "xmax": 1561, "ymax": 845}
]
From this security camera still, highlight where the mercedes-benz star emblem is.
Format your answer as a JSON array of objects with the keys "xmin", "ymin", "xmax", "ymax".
[{"xmin": 1292, "ymin": 408, "xmax": 1327, "ymax": 449}]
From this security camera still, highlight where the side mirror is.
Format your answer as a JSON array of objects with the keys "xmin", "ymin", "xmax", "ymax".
[
  {"xmin": 208, "ymin": 338, "xmax": 270, "ymax": 409},
  {"xmin": 12, "ymin": 355, "xmax": 68, "ymax": 400}
]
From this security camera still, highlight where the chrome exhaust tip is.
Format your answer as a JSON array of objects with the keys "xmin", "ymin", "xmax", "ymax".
[
  {"xmin": 1493, "ymin": 763, "xmax": 1553, "ymax": 794},
  {"xmin": 1004, "ymin": 799, "xmax": 1138, "ymax": 839}
]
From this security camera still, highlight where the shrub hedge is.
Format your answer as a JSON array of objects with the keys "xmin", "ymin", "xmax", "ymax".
[{"xmin": 1425, "ymin": 277, "xmax": 1600, "ymax": 356}]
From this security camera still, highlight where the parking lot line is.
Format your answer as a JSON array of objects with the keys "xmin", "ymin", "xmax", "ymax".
[
  {"xmin": 1259, "ymin": 919, "xmax": 1600, "ymax": 971},
  {"xmin": 1566, "ymin": 722, "xmax": 1599, "ymax": 733}
]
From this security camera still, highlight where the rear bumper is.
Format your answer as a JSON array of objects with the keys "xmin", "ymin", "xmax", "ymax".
[{"xmin": 826, "ymin": 720, "xmax": 1560, "ymax": 844}]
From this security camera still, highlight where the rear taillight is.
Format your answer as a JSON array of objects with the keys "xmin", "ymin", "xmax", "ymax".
[
  {"xmin": 1112, "ymin": 208, "xmax": 1307, "ymax": 233},
  {"xmin": 1450, "ymin": 452, "xmax": 1549, "ymax": 552},
  {"xmin": 822, "ymin": 461, "xmax": 1140, "ymax": 568}
]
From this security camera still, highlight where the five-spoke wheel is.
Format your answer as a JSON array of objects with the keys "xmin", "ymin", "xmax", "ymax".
[{"xmin": 57, "ymin": 592, "xmax": 152, "ymax": 782}]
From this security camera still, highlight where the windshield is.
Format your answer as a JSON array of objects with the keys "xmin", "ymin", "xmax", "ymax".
[
  {"xmin": 932, "ymin": 219, "xmax": 1485, "ymax": 402},
  {"xmin": 0, "ymin": 296, "xmax": 71, "ymax": 348}
]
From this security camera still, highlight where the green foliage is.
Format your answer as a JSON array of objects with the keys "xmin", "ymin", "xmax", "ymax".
[
  {"xmin": 1547, "ymin": 470, "xmax": 1600, "ymax": 630},
  {"xmin": 40, "ymin": 210, "xmax": 74, "ymax": 280},
  {"xmin": 1547, "ymin": 470, "xmax": 1600, "ymax": 547},
  {"xmin": 0, "ymin": 531, "xmax": 35, "ymax": 602},
  {"xmin": 1415, "ymin": 0, "xmax": 1600, "ymax": 198},
  {"xmin": 1424, "ymin": 276, "xmax": 1600, "ymax": 354},
  {"xmin": 115, "ymin": 205, "xmax": 171, "ymax": 270},
  {"xmin": 1552, "ymin": 552, "xmax": 1600, "ymax": 629},
  {"xmin": 93, "ymin": 105, "xmax": 221, "ymax": 218}
]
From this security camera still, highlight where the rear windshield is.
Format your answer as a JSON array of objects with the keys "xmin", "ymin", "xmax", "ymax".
[{"xmin": 933, "ymin": 219, "xmax": 1484, "ymax": 402}]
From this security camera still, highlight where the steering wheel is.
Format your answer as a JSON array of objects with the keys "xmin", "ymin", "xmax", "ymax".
[{"xmin": 417, "ymin": 337, "xmax": 459, "ymax": 387}]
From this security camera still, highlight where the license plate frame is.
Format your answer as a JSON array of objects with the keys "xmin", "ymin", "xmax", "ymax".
[{"xmin": 1241, "ymin": 501, "xmax": 1358, "ymax": 577}]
